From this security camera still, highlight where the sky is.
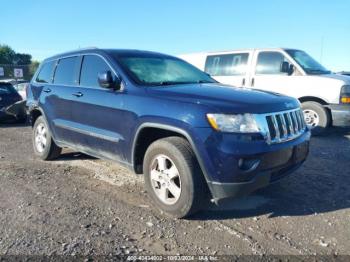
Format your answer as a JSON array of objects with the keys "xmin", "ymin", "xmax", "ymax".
[{"xmin": 1, "ymin": 0, "xmax": 350, "ymax": 71}]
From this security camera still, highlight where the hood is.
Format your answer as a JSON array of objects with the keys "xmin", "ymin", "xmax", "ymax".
[
  {"xmin": 146, "ymin": 83, "xmax": 300, "ymax": 114},
  {"xmin": 309, "ymin": 73, "xmax": 350, "ymax": 84}
]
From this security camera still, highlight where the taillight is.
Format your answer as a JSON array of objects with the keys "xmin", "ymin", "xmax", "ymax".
[{"xmin": 340, "ymin": 85, "xmax": 350, "ymax": 104}]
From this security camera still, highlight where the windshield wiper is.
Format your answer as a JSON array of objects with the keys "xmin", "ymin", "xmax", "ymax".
[
  {"xmin": 196, "ymin": 80, "xmax": 215, "ymax": 84},
  {"xmin": 150, "ymin": 80, "xmax": 215, "ymax": 86}
]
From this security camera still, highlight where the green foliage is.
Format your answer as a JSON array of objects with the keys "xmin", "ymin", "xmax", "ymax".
[
  {"xmin": 0, "ymin": 44, "xmax": 38, "ymax": 80},
  {"xmin": 15, "ymin": 53, "xmax": 32, "ymax": 65},
  {"xmin": 0, "ymin": 44, "xmax": 16, "ymax": 64},
  {"xmin": 0, "ymin": 44, "xmax": 33, "ymax": 65},
  {"xmin": 29, "ymin": 61, "xmax": 40, "ymax": 78}
]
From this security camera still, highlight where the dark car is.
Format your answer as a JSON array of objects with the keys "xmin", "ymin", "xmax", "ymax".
[
  {"xmin": 0, "ymin": 82, "xmax": 25, "ymax": 122},
  {"xmin": 26, "ymin": 48, "xmax": 310, "ymax": 218},
  {"xmin": 338, "ymin": 71, "xmax": 350, "ymax": 76}
]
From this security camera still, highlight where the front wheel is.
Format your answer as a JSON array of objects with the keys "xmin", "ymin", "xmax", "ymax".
[
  {"xmin": 143, "ymin": 137, "xmax": 208, "ymax": 218},
  {"xmin": 32, "ymin": 116, "xmax": 62, "ymax": 160},
  {"xmin": 301, "ymin": 101, "xmax": 330, "ymax": 135}
]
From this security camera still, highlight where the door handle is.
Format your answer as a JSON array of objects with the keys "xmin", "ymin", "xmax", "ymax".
[
  {"xmin": 242, "ymin": 78, "xmax": 246, "ymax": 86},
  {"xmin": 72, "ymin": 92, "xmax": 83, "ymax": 97},
  {"xmin": 43, "ymin": 88, "xmax": 51, "ymax": 93},
  {"xmin": 251, "ymin": 78, "xmax": 255, "ymax": 87}
]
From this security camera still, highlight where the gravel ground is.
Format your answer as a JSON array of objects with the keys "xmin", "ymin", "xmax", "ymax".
[{"xmin": 0, "ymin": 123, "xmax": 350, "ymax": 258}]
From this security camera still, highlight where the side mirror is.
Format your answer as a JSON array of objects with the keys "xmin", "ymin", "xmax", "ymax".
[
  {"xmin": 281, "ymin": 61, "xmax": 294, "ymax": 75},
  {"xmin": 98, "ymin": 71, "xmax": 121, "ymax": 90},
  {"xmin": 280, "ymin": 61, "xmax": 290, "ymax": 73}
]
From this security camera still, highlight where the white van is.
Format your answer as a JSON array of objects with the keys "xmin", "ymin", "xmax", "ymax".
[{"xmin": 179, "ymin": 48, "xmax": 350, "ymax": 133}]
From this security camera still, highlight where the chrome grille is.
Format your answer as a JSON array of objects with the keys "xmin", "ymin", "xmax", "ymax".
[{"xmin": 255, "ymin": 108, "xmax": 307, "ymax": 144}]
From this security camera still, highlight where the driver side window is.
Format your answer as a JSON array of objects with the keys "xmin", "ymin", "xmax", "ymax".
[
  {"xmin": 80, "ymin": 55, "xmax": 114, "ymax": 88},
  {"xmin": 256, "ymin": 52, "xmax": 289, "ymax": 75}
]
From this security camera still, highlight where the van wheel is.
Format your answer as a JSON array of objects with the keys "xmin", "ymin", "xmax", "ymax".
[
  {"xmin": 301, "ymin": 101, "xmax": 330, "ymax": 135},
  {"xmin": 143, "ymin": 137, "xmax": 208, "ymax": 218},
  {"xmin": 32, "ymin": 116, "xmax": 62, "ymax": 160}
]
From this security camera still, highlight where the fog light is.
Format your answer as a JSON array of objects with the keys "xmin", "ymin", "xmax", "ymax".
[{"xmin": 238, "ymin": 158, "xmax": 260, "ymax": 172}]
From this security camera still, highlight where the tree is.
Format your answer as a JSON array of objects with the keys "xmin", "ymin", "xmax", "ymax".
[
  {"xmin": 0, "ymin": 44, "xmax": 37, "ymax": 80},
  {"xmin": 15, "ymin": 53, "xmax": 32, "ymax": 65},
  {"xmin": 0, "ymin": 45, "xmax": 16, "ymax": 64},
  {"xmin": 29, "ymin": 60, "xmax": 40, "ymax": 78}
]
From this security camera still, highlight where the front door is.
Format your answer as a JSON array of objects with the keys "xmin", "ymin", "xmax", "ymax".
[
  {"xmin": 248, "ymin": 51, "xmax": 303, "ymax": 98},
  {"xmin": 69, "ymin": 54, "xmax": 126, "ymax": 162}
]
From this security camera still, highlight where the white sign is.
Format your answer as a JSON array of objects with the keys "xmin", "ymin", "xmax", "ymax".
[
  {"xmin": 0, "ymin": 67, "xmax": 4, "ymax": 76},
  {"xmin": 14, "ymin": 68, "xmax": 23, "ymax": 78}
]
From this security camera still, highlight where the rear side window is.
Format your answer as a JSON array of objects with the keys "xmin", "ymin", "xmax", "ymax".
[
  {"xmin": 256, "ymin": 52, "xmax": 288, "ymax": 75},
  {"xmin": 205, "ymin": 53, "xmax": 249, "ymax": 76},
  {"xmin": 36, "ymin": 61, "xmax": 56, "ymax": 83},
  {"xmin": 54, "ymin": 56, "xmax": 80, "ymax": 85},
  {"xmin": 0, "ymin": 83, "xmax": 16, "ymax": 94},
  {"xmin": 80, "ymin": 55, "xmax": 112, "ymax": 88}
]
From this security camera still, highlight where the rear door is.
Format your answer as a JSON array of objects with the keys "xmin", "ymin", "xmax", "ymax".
[
  {"xmin": 204, "ymin": 51, "xmax": 252, "ymax": 87},
  {"xmin": 68, "ymin": 54, "xmax": 126, "ymax": 162},
  {"xmin": 46, "ymin": 56, "xmax": 81, "ymax": 143}
]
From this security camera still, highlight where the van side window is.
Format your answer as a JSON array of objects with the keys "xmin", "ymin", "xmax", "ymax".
[
  {"xmin": 205, "ymin": 53, "xmax": 249, "ymax": 76},
  {"xmin": 80, "ymin": 55, "xmax": 113, "ymax": 88},
  {"xmin": 36, "ymin": 61, "xmax": 56, "ymax": 83},
  {"xmin": 256, "ymin": 52, "xmax": 288, "ymax": 75},
  {"xmin": 53, "ymin": 56, "xmax": 80, "ymax": 85}
]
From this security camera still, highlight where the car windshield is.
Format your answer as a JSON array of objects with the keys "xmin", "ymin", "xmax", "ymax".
[
  {"xmin": 286, "ymin": 50, "xmax": 331, "ymax": 75},
  {"xmin": 115, "ymin": 54, "xmax": 216, "ymax": 86},
  {"xmin": 0, "ymin": 83, "xmax": 16, "ymax": 95}
]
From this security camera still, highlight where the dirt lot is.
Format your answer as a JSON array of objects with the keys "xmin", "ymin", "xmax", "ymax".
[{"xmin": 0, "ymin": 123, "xmax": 350, "ymax": 257}]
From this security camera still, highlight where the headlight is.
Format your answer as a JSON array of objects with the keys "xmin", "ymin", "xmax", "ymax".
[{"xmin": 206, "ymin": 113, "xmax": 260, "ymax": 133}]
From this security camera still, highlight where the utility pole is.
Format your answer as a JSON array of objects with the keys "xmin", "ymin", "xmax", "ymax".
[{"xmin": 320, "ymin": 36, "xmax": 324, "ymax": 63}]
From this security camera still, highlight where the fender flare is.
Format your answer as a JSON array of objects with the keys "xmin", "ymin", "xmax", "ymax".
[{"xmin": 131, "ymin": 122, "xmax": 211, "ymax": 184}]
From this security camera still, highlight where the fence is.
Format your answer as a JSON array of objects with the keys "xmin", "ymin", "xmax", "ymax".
[{"xmin": 0, "ymin": 64, "xmax": 34, "ymax": 82}]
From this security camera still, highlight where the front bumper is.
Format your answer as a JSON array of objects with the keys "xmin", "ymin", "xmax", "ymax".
[
  {"xmin": 187, "ymin": 122, "xmax": 310, "ymax": 202},
  {"xmin": 328, "ymin": 104, "xmax": 350, "ymax": 127},
  {"xmin": 207, "ymin": 140, "xmax": 309, "ymax": 202}
]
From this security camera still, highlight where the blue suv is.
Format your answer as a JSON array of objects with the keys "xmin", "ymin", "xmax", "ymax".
[{"xmin": 27, "ymin": 48, "xmax": 310, "ymax": 218}]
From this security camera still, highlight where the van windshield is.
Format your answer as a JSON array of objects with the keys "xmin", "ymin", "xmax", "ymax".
[
  {"xmin": 286, "ymin": 50, "xmax": 331, "ymax": 75},
  {"xmin": 115, "ymin": 54, "xmax": 216, "ymax": 86}
]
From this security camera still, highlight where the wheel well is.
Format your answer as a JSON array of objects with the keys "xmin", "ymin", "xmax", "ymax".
[
  {"xmin": 30, "ymin": 109, "xmax": 42, "ymax": 127},
  {"xmin": 298, "ymin": 96, "xmax": 328, "ymax": 105},
  {"xmin": 298, "ymin": 96, "xmax": 332, "ymax": 124},
  {"xmin": 133, "ymin": 127, "xmax": 187, "ymax": 174}
]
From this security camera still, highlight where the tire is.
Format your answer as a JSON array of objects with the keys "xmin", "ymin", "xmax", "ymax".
[
  {"xmin": 143, "ymin": 136, "xmax": 208, "ymax": 218},
  {"xmin": 301, "ymin": 101, "xmax": 330, "ymax": 135},
  {"xmin": 32, "ymin": 116, "xmax": 62, "ymax": 160}
]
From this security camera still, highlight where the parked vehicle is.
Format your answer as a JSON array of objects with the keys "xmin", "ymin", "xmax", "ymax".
[
  {"xmin": 0, "ymin": 82, "xmax": 26, "ymax": 122},
  {"xmin": 27, "ymin": 48, "xmax": 310, "ymax": 217},
  {"xmin": 338, "ymin": 71, "xmax": 350, "ymax": 76},
  {"xmin": 13, "ymin": 82, "xmax": 29, "ymax": 100},
  {"xmin": 180, "ymin": 48, "xmax": 350, "ymax": 134}
]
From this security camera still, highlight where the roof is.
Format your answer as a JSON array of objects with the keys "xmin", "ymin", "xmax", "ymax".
[
  {"xmin": 44, "ymin": 48, "xmax": 174, "ymax": 61},
  {"xmin": 179, "ymin": 47, "xmax": 302, "ymax": 56}
]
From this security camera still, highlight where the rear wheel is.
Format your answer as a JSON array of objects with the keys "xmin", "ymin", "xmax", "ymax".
[
  {"xmin": 143, "ymin": 136, "xmax": 208, "ymax": 218},
  {"xmin": 301, "ymin": 101, "xmax": 330, "ymax": 135},
  {"xmin": 32, "ymin": 116, "xmax": 62, "ymax": 160}
]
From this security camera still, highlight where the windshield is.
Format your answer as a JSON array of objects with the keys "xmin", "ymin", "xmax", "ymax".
[
  {"xmin": 286, "ymin": 50, "xmax": 331, "ymax": 75},
  {"xmin": 115, "ymin": 54, "xmax": 216, "ymax": 86}
]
